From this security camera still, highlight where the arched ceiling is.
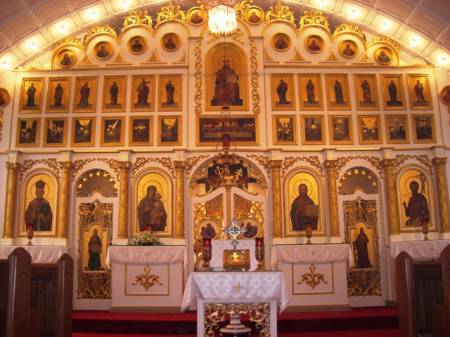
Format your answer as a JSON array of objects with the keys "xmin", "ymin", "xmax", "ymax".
[{"xmin": 0, "ymin": 0, "xmax": 449, "ymax": 72}]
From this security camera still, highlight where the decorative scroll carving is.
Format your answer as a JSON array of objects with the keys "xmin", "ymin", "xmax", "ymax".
[
  {"xmin": 132, "ymin": 266, "xmax": 163, "ymax": 290},
  {"xmin": 392, "ymin": 154, "xmax": 432, "ymax": 176},
  {"xmin": 265, "ymin": 1, "xmax": 295, "ymax": 25},
  {"xmin": 122, "ymin": 9, "xmax": 153, "ymax": 28},
  {"xmin": 333, "ymin": 24, "xmax": 365, "ymax": 40},
  {"xmin": 84, "ymin": 25, "xmax": 117, "ymax": 44},
  {"xmin": 18, "ymin": 158, "xmax": 60, "ymax": 180},
  {"xmin": 299, "ymin": 9, "xmax": 329, "ymax": 30},
  {"xmin": 156, "ymin": 1, "xmax": 186, "ymax": 24},
  {"xmin": 334, "ymin": 156, "xmax": 383, "ymax": 178},
  {"xmin": 298, "ymin": 264, "xmax": 328, "ymax": 289},
  {"xmin": 194, "ymin": 39, "xmax": 203, "ymax": 115},
  {"xmin": 250, "ymin": 39, "xmax": 261, "ymax": 115},
  {"xmin": 246, "ymin": 154, "xmax": 271, "ymax": 175},
  {"xmin": 233, "ymin": 194, "xmax": 264, "ymax": 238},
  {"xmin": 204, "ymin": 303, "xmax": 270, "ymax": 337},
  {"xmin": 281, "ymin": 156, "xmax": 322, "ymax": 177},
  {"xmin": 72, "ymin": 158, "xmax": 120, "ymax": 179},
  {"xmin": 185, "ymin": 154, "xmax": 210, "ymax": 176},
  {"xmin": 208, "ymin": 28, "xmax": 245, "ymax": 44},
  {"xmin": 132, "ymin": 157, "xmax": 175, "ymax": 178},
  {"xmin": 370, "ymin": 36, "xmax": 400, "ymax": 51},
  {"xmin": 55, "ymin": 36, "xmax": 83, "ymax": 48}
]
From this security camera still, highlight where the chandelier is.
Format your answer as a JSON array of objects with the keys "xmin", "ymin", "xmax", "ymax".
[{"xmin": 203, "ymin": 1, "xmax": 238, "ymax": 36}]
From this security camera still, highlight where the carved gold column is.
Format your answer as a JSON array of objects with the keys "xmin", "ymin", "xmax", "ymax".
[
  {"xmin": 118, "ymin": 161, "xmax": 131, "ymax": 239},
  {"xmin": 325, "ymin": 160, "xmax": 339, "ymax": 237},
  {"xmin": 432, "ymin": 158, "xmax": 450, "ymax": 233},
  {"xmin": 382, "ymin": 159, "xmax": 400, "ymax": 235},
  {"xmin": 57, "ymin": 161, "xmax": 73, "ymax": 238},
  {"xmin": 174, "ymin": 161, "xmax": 185, "ymax": 238},
  {"xmin": 3, "ymin": 162, "xmax": 20, "ymax": 238},
  {"xmin": 270, "ymin": 160, "xmax": 282, "ymax": 238}
]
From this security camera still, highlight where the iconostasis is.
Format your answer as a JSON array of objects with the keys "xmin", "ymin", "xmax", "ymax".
[{"xmin": 0, "ymin": 2, "xmax": 449, "ymax": 309}]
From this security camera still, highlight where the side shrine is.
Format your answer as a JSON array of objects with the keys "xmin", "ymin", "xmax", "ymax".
[{"xmin": 0, "ymin": 1, "xmax": 449, "ymax": 337}]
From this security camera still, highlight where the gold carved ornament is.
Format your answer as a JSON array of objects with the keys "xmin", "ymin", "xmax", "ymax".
[
  {"xmin": 334, "ymin": 156, "xmax": 383, "ymax": 178},
  {"xmin": 84, "ymin": 25, "xmax": 117, "ymax": 45},
  {"xmin": 122, "ymin": 9, "xmax": 153, "ymax": 29},
  {"xmin": 298, "ymin": 264, "xmax": 328, "ymax": 289},
  {"xmin": 369, "ymin": 36, "xmax": 400, "ymax": 51},
  {"xmin": 299, "ymin": 9, "xmax": 330, "ymax": 30},
  {"xmin": 246, "ymin": 154, "xmax": 271, "ymax": 175},
  {"xmin": 208, "ymin": 28, "xmax": 245, "ymax": 44},
  {"xmin": 185, "ymin": 154, "xmax": 210, "ymax": 177},
  {"xmin": 281, "ymin": 156, "xmax": 323, "ymax": 177},
  {"xmin": 265, "ymin": 0, "xmax": 295, "ymax": 26},
  {"xmin": 132, "ymin": 157, "xmax": 175, "ymax": 178},
  {"xmin": 250, "ymin": 38, "xmax": 261, "ymax": 115},
  {"xmin": 392, "ymin": 154, "xmax": 432, "ymax": 176},
  {"xmin": 72, "ymin": 158, "xmax": 120, "ymax": 179},
  {"xmin": 333, "ymin": 24, "xmax": 365, "ymax": 40},
  {"xmin": 194, "ymin": 39, "xmax": 203, "ymax": 115},
  {"xmin": 132, "ymin": 265, "xmax": 163, "ymax": 290},
  {"xmin": 18, "ymin": 159, "xmax": 60, "ymax": 180},
  {"xmin": 55, "ymin": 36, "xmax": 83, "ymax": 49},
  {"xmin": 156, "ymin": 0, "xmax": 186, "ymax": 25}
]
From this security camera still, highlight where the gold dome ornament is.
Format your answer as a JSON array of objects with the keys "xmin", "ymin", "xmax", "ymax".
[
  {"xmin": 122, "ymin": 9, "xmax": 153, "ymax": 29},
  {"xmin": 265, "ymin": 0, "xmax": 295, "ymax": 26},
  {"xmin": 156, "ymin": 0, "xmax": 186, "ymax": 25},
  {"xmin": 299, "ymin": 9, "xmax": 330, "ymax": 31}
]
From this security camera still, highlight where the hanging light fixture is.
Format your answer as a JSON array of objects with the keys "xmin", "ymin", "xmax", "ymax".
[{"xmin": 202, "ymin": 1, "xmax": 238, "ymax": 36}]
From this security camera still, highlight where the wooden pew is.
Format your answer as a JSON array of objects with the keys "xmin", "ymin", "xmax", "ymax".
[
  {"xmin": 432, "ymin": 245, "xmax": 450, "ymax": 337},
  {"xmin": 0, "ymin": 247, "xmax": 31, "ymax": 337}
]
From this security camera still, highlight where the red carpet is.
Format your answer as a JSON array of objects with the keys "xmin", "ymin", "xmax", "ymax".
[{"xmin": 72, "ymin": 307, "xmax": 399, "ymax": 337}]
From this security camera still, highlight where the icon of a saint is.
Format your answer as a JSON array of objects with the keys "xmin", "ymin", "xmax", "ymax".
[
  {"xmin": 53, "ymin": 83, "xmax": 64, "ymax": 107},
  {"xmin": 87, "ymin": 229, "xmax": 102, "ymax": 271},
  {"xmin": 26, "ymin": 83, "xmax": 36, "ymax": 107},
  {"xmin": 353, "ymin": 228, "xmax": 371, "ymax": 268},
  {"xmin": 136, "ymin": 79, "xmax": 150, "ymax": 106},
  {"xmin": 201, "ymin": 223, "xmax": 217, "ymax": 239},
  {"xmin": 165, "ymin": 80, "xmax": 175, "ymax": 105},
  {"xmin": 79, "ymin": 82, "xmax": 90, "ymax": 107},
  {"xmin": 131, "ymin": 38, "xmax": 143, "ymax": 53},
  {"xmin": 403, "ymin": 181, "xmax": 430, "ymax": 226},
  {"xmin": 60, "ymin": 52, "xmax": 72, "ymax": 67},
  {"xmin": 110, "ymin": 82, "xmax": 119, "ymax": 106},
  {"xmin": 342, "ymin": 43, "xmax": 355, "ymax": 57},
  {"xmin": 96, "ymin": 44, "xmax": 109, "ymax": 59},
  {"xmin": 290, "ymin": 184, "xmax": 318, "ymax": 231},
  {"xmin": 377, "ymin": 49, "xmax": 391, "ymax": 64},
  {"xmin": 414, "ymin": 80, "xmax": 427, "ymax": 104},
  {"xmin": 387, "ymin": 80, "xmax": 402, "ymax": 106},
  {"xmin": 306, "ymin": 80, "xmax": 316, "ymax": 104},
  {"xmin": 25, "ymin": 180, "xmax": 53, "ymax": 231},
  {"xmin": 361, "ymin": 80, "xmax": 373, "ymax": 104},
  {"xmin": 334, "ymin": 80, "xmax": 344, "ymax": 104},
  {"xmin": 137, "ymin": 186, "xmax": 167, "ymax": 231},
  {"xmin": 211, "ymin": 59, "xmax": 243, "ymax": 106},
  {"xmin": 276, "ymin": 79, "xmax": 289, "ymax": 105},
  {"xmin": 308, "ymin": 38, "xmax": 321, "ymax": 52}
]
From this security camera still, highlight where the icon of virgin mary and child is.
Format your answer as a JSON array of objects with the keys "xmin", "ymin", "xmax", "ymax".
[{"xmin": 138, "ymin": 185, "xmax": 167, "ymax": 231}]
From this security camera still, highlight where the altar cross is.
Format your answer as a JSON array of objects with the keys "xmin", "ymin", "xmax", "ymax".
[{"xmin": 223, "ymin": 218, "xmax": 241, "ymax": 249}]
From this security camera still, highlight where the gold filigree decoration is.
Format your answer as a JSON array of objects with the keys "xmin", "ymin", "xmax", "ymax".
[
  {"xmin": 344, "ymin": 198, "xmax": 381, "ymax": 296},
  {"xmin": 298, "ymin": 264, "xmax": 328, "ymax": 289},
  {"xmin": 407, "ymin": 57, "xmax": 429, "ymax": 66},
  {"xmin": 247, "ymin": 154, "xmax": 271, "ymax": 175},
  {"xmin": 392, "ymin": 154, "xmax": 432, "ymax": 176},
  {"xmin": 194, "ymin": 39, "xmax": 203, "ymax": 115},
  {"xmin": 333, "ymin": 24, "xmax": 365, "ymax": 40},
  {"xmin": 334, "ymin": 156, "xmax": 383, "ymax": 178},
  {"xmin": 122, "ymin": 9, "xmax": 153, "ymax": 28},
  {"xmin": 208, "ymin": 28, "xmax": 244, "ymax": 44},
  {"xmin": 18, "ymin": 159, "xmax": 60, "ymax": 180},
  {"xmin": 370, "ymin": 36, "xmax": 400, "ymax": 51},
  {"xmin": 265, "ymin": 0, "xmax": 295, "ymax": 25},
  {"xmin": 204, "ymin": 303, "xmax": 270, "ymax": 337},
  {"xmin": 250, "ymin": 38, "xmax": 261, "ymax": 115},
  {"xmin": 156, "ymin": 1, "xmax": 186, "ymax": 24},
  {"xmin": 233, "ymin": 195, "xmax": 264, "ymax": 238},
  {"xmin": 132, "ymin": 157, "xmax": 175, "ymax": 178},
  {"xmin": 72, "ymin": 158, "xmax": 120, "ymax": 179},
  {"xmin": 234, "ymin": 0, "xmax": 252, "ymax": 18},
  {"xmin": 84, "ymin": 25, "xmax": 117, "ymax": 45},
  {"xmin": 299, "ymin": 9, "xmax": 329, "ymax": 30},
  {"xmin": 55, "ymin": 36, "xmax": 83, "ymax": 48},
  {"xmin": 282, "ymin": 156, "xmax": 323, "ymax": 177},
  {"xmin": 132, "ymin": 265, "xmax": 162, "ymax": 290},
  {"xmin": 185, "ymin": 155, "xmax": 210, "ymax": 176}
]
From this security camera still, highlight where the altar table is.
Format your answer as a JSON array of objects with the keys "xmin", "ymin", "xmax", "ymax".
[
  {"xmin": 389, "ymin": 240, "xmax": 450, "ymax": 260},
  {"xmin": 271, "ymin": 244, "xmax": 353, "ymax": 309},
  {"xmin": 181, "ymin": 271, "xmax": 288, "ymax": 337},
  {"xmin": 107, "ymin": 245, "xmax": 186, "ymax": 309},
  {"xmin": 0, "ymin": 245, "xmax": 68, "ymax": 263}
]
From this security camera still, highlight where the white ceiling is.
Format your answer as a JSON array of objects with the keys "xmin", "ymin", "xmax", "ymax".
[{"xmin": 0, "ymin": 0, "xmax": 448, "ymax": 69}]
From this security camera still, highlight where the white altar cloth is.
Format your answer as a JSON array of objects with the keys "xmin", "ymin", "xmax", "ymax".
[
  {"xmin": 270, "ymin": 244, "xmax": 354, "ymax": 268},
  {"xmin": 106, "ymin": 245, "xmax": 186, "ymax": 269},
  {"xmin": 181, "ymin": 271, "xmax": 289, "ymax": 311},
  {"xmin": 0, "ymin": 245, "xmax": 67, "ymax": 264},
  {"xmin": 211, "ymin": 240, "xmax": 258, "ymax": 271},
  {"xmin": 390, "ymin": 240, "xmax": 450, "ymax": 260}
]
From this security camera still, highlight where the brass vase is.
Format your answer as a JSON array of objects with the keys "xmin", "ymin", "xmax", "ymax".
[
  {"xmin": 421, "ymin": 220, "xmax": 429, "ymax": 241},
  {"xmin": 26, "ymin": 225, "xmax": 34, "ymax": 246},
  {"xmin": 202, "ymin": 238, "xmax": 212, "ymax": 270},
  {"xmin": 255, "ymin": 237, "xmax": 264, "ymax": 271}
]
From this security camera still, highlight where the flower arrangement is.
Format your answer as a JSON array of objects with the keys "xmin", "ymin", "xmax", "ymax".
[{"xmin": 129, "ymin": 228, "xmax": 161, "ymax": 246}]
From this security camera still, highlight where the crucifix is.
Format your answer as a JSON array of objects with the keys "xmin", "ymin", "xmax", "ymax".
[{"xmin": 223, "ymin": 218, "xmax": 241, "ymax": 249}]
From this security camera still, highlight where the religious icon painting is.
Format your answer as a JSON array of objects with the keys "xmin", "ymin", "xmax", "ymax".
[
  {"xmin": 94, "ymin": 41, "xmax": 113, "ymax": 61},
  {"xmin": 272, "ymin": 33, "xmax": 291, "ymax": 52},
  {"xmin": 132, "ymin": 171, "xmax": 173, "ymax": 237},
  {"xmin": 0, "ymin": 88, "xmax": 11, "ymax": 108},
  {"xmin": 197, "ymin": 116, "xmax": 258, "ymax": 145},
  {"xmin": 245, "ymin": 6, "xmax": 264, "ymax": 24},
  {"xmin": 129, "ymin": 116, "xmax": 153, "ymax": 146},
  {"xmin": 16, "ymin": 118, "xmax": 40, "ymax": 147},
  {"xmin": 325, "ymin": 74, "xmax": 351, "ymax": 110},
  {"xmin": 73, "ymin": 77, "xmax": 97, "ymax": 113},
  {"xmin": 57, "ymin": 48, "xmax": 77, "ymax": 68},
  {"xmin": 385, "ymin": 114, "xmax": 410, "ymax": 144},
  {"xmin": 271, "ymin": 74, "xmax": 296, "ymax": 111},
  {"xmin": 298, "ymin": 74, "xmax": 323, "ymax": 110},
  {"xmin": 284, "ymin": 170, "xmax": 324, "ymax": 237},
  {"xmin": 407, "ymin": 74, "xmax": 432, "ymax": 109},
  {"xmin": 339, "ymin": 40, "xmax": 358, "ymax": 59},
  {"xmin": 46, "ymin": 77, "xmax": 70, "ymax": 113},
  {"xmin": 158, "ymin": 116, "xmax": 181, "ymax": 146},
  {"xmin": 101, "ymin": 117, "xmax": 125, "ymax": 146},
  {"xmin": 305, "ymin": 35, "xmax": 324, "ymax": 54},
  {"xmin": 19, "ymin": 172, "xmax": 57, "ymax": 236},
  {"xmin": 161, "ymin": 33, "xmax": 180, "ymax": 52},
  {"xmin": 187, "ymin": 7, "xmax": 207, "ymax": 25},
  {"xmin": 158, "ymin": 75, "xmax": 182, "ymax": 112},
  {"xmin": 44, "ymin": 118, "xmax": 67, "ymax": 147},
  {"xmin": 381, "ymin": 74, "xmax": 405, "ymax": 110},
  {"xmin": 102, "ymin": 76, "xmax": 126, "ymax": 112},
  {"xmin": 131, "ymin": 75, "xmax": 154, "ymax": 112},
  {"xmin": 439, "ymin": 85, "xmax": 450, "ymax": 106},
  {"xmin": 398, "ymin": 168, "xmax": 435, "ymax": 232},
  {"xmin": 273, "ymin": 115, "xmax": 297, "ymax": 145},
  {"xmin": 301, "ymin": 115, "xmax": 325, "ymax": 145},
  {"xmin": 354, "ymin": 74, "xmax": 379, "ymax": 110},
  {"xmin": 20, "ymin": 78, "xmax": 44, "ymax": 113},
  {"xmin": 358, "ymin": 115, "xmax": 382, "ymax": 145},
  {"xmin": 350, "ymin": 222, "xmax": 376, "ymax": 269},
  {"xmin": 374, "ymin": 47, "xmax": 394, "ymax": 66},
  {"xmin": 329, "ymin": 115, "xmax": 353, "ymax": 145},
  {"xmin": 411, "ymin": 114, "xmax": 435, "ymax": 144},
  {"xmin": 127, "ymin": 36, "xmax": 147, "ymax": 55},
  {"xmin": 72, "ymin": 117, "xmax": 95, "ymax": 146}
]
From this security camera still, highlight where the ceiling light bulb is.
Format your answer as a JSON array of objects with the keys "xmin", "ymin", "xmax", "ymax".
[
  {"xmin": 58, "ymin": 24, "xmax": 67, "ymax": 34},
  {"xmin": 438, "ymin": 56, "xmax": 448, "ymax": 65},
  {"xmin": 1, "ymin": 59, "xmax": 11, "ymax": 70},
  {"xmin": 349, "ymin": 8, "xmax": 359, "ymax": 19},
  {"xmin": 120, "ymin": 0, "xmax": 131, "ymax": 8},
  {"xmin": 316, "ymin": 0, "xmax": 326, "ymax": 8},
  {"xmin": 28, "ymin": 40, "xmax": 38, "ymax": 51},
  {"xmin": 90, "ymin": 10, "xmax": 98, "ymax": 20},
  {"xmin": 409, "ymin": 36, "xmax": 419, "ymax": 47},
  {"xmin": 381, "ymin": 21, "xmax": 390, "ymax": 31}
]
